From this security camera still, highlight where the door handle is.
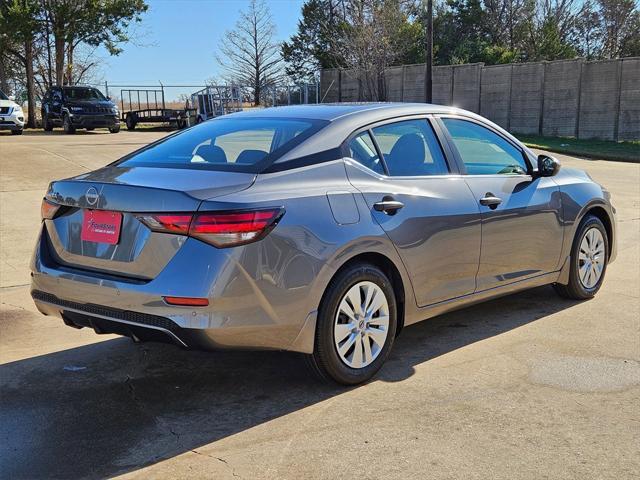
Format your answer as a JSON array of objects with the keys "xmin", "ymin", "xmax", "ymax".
[
  {"xmin": 479, "ymin": 193, "xmax": 502, "ymax": 209},
  {"xmin": 373, "ymin": 196, "xmax": 404, "ymax": 215}
]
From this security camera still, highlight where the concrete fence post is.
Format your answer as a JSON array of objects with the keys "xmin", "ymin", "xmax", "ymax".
[
  {"xmin": 539, "ymin": 61, "xmax": 546, "ymax": 136},
  {"xmin": 614, "ymin": 59, "xmax": 623, "ymax": 141},
  {"xmin": 575, "ymin": 61, "xmax": 584, "ymax": 138}
]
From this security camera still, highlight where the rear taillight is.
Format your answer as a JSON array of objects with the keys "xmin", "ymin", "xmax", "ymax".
[
  {"xmin": 136, "ymin": 214, "xmax": 192, "ymax": 234},
  {"xmin": 41, "ymin": 198, "xmax": 60, "ymax": 220},
  {"xmin": 136, "ymin": 208, "xmax": 284, "ymax": 248}
]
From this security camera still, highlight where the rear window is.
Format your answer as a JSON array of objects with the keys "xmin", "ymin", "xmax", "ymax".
[{"xmin": 117, "ymin": 117, "xmax": 327, "ymax": 172}]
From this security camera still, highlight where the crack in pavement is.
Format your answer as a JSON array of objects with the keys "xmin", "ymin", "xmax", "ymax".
[
  {"xmin": 0, "ymin": 301, "xmax": 28, "ymax": 311},
  {"xmin": 0, "ymin": 283, "xmax": 30, "ymax": 290},
  {"xmin": 190, "ymin": 450, "xmax": 241, "ymax": 478}
]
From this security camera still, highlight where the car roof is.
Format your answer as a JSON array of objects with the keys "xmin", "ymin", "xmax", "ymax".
[{"xmin": 228, "ymin": 102, "xmax": 460, "ymax": 121}]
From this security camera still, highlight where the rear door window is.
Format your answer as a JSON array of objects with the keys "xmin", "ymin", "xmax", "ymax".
[
  {"xmin": 348, "ymin": 131, "xmax": 384, "ymax": 174},
  {"xmin": 371, "ymin": 119, "xmax": 448, "ymax": 176}
]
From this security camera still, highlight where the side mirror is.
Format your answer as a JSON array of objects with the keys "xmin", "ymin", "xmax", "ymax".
[
  {"xmin": 106, "ymin": 96, "xmax": 111, "ymax": 101},
  {"xmin": 8, "ymin": 95, "xmax": 15, "ymax": 101},
  {"xmin": 537, "ymin": 154, "xmax": 561, "ymax": 177}
]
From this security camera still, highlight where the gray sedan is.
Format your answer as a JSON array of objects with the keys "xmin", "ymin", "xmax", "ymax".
[{"xmin": 31, "ymin": 103, "xmax": 616, "ymax": 384}]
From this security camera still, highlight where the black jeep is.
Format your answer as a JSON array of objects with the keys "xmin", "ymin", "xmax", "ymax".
[{"xmin": 41, "ymin": 86, "xmax": 120, "ymax": 134}]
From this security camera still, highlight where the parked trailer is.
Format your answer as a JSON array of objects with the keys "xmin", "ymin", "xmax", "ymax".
[
  {"xmin": 191, "ymin": 85, "xmax": 243, "ymax": 123},
  {"xmin": 120, "ymin": 88, "xmax": 195, "ymax": 130}
]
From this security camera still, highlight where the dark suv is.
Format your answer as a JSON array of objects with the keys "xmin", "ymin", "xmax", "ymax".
[{"xmin": 41, "ymin": 86, "xmax": 120, "ymax": 134}]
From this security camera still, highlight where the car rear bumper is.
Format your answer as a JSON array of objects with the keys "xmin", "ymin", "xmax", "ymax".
[
  {"xmin": 69, "ymin": 114, "xmax": 119, "ymax": 128},
  {"xmin": 30, "ymin": 225, "xmax": 318, "ymax": 353},
  {"xmin": 31, "ymin": 290, "xmax": 219, "ymax": 349}
]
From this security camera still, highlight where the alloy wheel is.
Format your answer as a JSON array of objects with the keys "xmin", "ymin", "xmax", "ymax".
[
  {"xmin": 334, "ymin": 281, "xmax": 389, "ymax": 369},
  {"xmin": 578, "ymin": 227, "xmax": 605, "ymax": 289}
]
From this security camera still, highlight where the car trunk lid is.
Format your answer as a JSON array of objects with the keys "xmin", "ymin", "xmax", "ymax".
[{"xmin": 44, "ymin": 166, "xmax": 255, "ymax": 279}]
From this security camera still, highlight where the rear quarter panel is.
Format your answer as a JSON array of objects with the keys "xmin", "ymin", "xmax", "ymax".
[{"xmin": 200, "ymin": 160, "xmax": 415, "ymax": 352}]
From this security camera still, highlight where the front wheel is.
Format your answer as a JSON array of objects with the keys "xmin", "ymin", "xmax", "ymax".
[
  {"xmin": 11, "ymin": 129, "xmax": 23, "ymax": 135},
  {"xmin": 554, "ymin": 214, "xmax": 608, "ymax": 300},
  {"xmin": 42, "ymin": 112, "xmax": 53, "ymax": 131},
  {"xmin": 306, "ymin": 263, "xmax": 397, "ymax": 385},
  {"xmin": 62, "ymin": 114, "xmax": 75, "ymax": 134},
  {"xmin": 109, "ymin": 124, "xmax": 120, "ymax": 133}
]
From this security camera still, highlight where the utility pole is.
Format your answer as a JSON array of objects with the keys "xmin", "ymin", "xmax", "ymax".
[{"xmin": 425, "ymin": 0, "xmax": 433, "ymax": 103}]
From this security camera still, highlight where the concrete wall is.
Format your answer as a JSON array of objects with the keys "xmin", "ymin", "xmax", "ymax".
[
  {"xmin": 578, "ymin": 60, "xmax": 620, "ymax": 140},
  {"xmin": 480, "ymin": 64, "xmax": 511, "ymax": 129},
  {"xmin": 542, "ymin": 59, "xmax": 581, "ymax": 137},
  {"xmin": 340, "ymin": 70, "xmax": 360, "ymax": 102},
  {"xmin": 452, "ymin": 63, "xmax": 482, "ymax": 113},
  {"xmin": 320, "ymin": 57, "xmax": 640, "ymax": 141},
  {"xmin": 509, "ymin": 62, "xmax": 545, "ymax": 135},
  {"xmin": 384, "ymin": 66, "xmax": 404, "ymax": 102},
  {"xmin": 432, "ymin": 66, "xmax": 453, "ymax": 105},
  {"xmin": 402, "ymin": 64, "xmax": 426, "ymax": 102},
  {"xmin": 319, "ymin": 69, "xmax": 340, "ymax": 103},
  {"xmin": 617, "ymin": 57, "xmax": 640, "ymax": 142}
]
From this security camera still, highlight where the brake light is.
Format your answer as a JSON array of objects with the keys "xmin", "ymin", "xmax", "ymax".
[
  {"xmin": 136, "ymin": 208, "xmax": 284, "ymax": 248},
  {"xmin": 41, "ymin": 198, "xmax": 60, "ymax": 220},
  {"xmin": 136, "ymin": 214, "xmax": 192, "ymax": 234}
]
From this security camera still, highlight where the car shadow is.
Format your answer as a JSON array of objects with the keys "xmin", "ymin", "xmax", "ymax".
[{"xmin": 0, "ymin": 286, "xmax": 580, "ymax": 479}]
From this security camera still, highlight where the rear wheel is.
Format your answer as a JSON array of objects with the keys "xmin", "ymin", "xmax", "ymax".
[
  {"xmin": 62, "ymin": 114, "xmax": 75, "ymax": 134},
  {"xmin": 11, "ymin": 128, "xmax": 23, "ymax": 135},
  {"xmin": 554, "ymin": 214, "xmax": 608, "ymax": 300},
  {"xmin": 307, "ymin": 263, "xmax": 397, "ymax": 385},
  {"xmin": 125, "ymin": 114, "xmax": 137, "ymax": 130},
  {"xmin": 109, "ymin": 124, "xmax": 120, "ymax": 133}
]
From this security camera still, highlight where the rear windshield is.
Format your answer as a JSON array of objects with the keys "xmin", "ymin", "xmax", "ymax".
[
  {"xmin": 62, "ymin": 87, "xmax": 106, "ymax": 101},
  {"xmin": 116, "ymin": 117, "xmax": 328, "ymax": 172}
]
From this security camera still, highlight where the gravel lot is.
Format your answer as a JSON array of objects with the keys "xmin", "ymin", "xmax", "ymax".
[{"xmin": 1, "ymin": 129, "xmax": 639, "ymax": 480}]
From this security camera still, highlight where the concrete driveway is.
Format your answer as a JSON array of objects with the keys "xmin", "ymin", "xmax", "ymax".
[{"xmin": 1, "ymin": 130, "xmax": 638, "ymax": 479}]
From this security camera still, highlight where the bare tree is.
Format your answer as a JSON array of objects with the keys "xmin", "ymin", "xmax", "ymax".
[
  {"xmin": 216, "ymin": 0, "xmax": 282, "ymax": 106},
  {"xmin": 336, "ymin": 0, "xmax": 409, "ymax": 101}
]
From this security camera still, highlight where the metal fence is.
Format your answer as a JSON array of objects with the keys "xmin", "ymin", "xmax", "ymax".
[{"xmin": 320, "ymin": 57, "xmax": 640, "ymax": 142}]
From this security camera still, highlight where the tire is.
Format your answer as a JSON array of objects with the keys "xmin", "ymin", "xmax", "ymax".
[
  {"xmin": 307, "ymin": 263, "xmax": 398, "ymax": 385},
  {"xmin": 554, "ymin": 214, "xmax": 609, "ymax": 300},
  {"xmin": 109, "ymin": 124, "xmax": 120, "ymax": 133},
  {"xmin": 62, "ymin": 114, "xmax": 75, "ymax": 134},
  {"xmin": 42, "ymin": 112, "xmax": 53, "ymax": 131},
  {"xmin": 11, "ymin": 129, "xmax": 23, "ymax": 135},
  {"xmin": 125, "ymin": 115, "xmax": 136, "ymax": 131},
  {"xmin": 86, "ymin": 127, "xmax": 95, "ymax": 131}
]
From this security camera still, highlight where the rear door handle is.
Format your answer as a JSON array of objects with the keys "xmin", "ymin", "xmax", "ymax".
[
  {"xmin": 479, "ymin": 193, "xmax": 502, "ymax": 209},
  {"xmin": 373, "ymin": 196, "xmax": 404, "ymax": 215}
]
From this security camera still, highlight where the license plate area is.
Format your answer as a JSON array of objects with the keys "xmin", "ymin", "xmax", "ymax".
[{"xmin": 81, "ymin": 210, "xmax": 122, "ymax": 245}]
